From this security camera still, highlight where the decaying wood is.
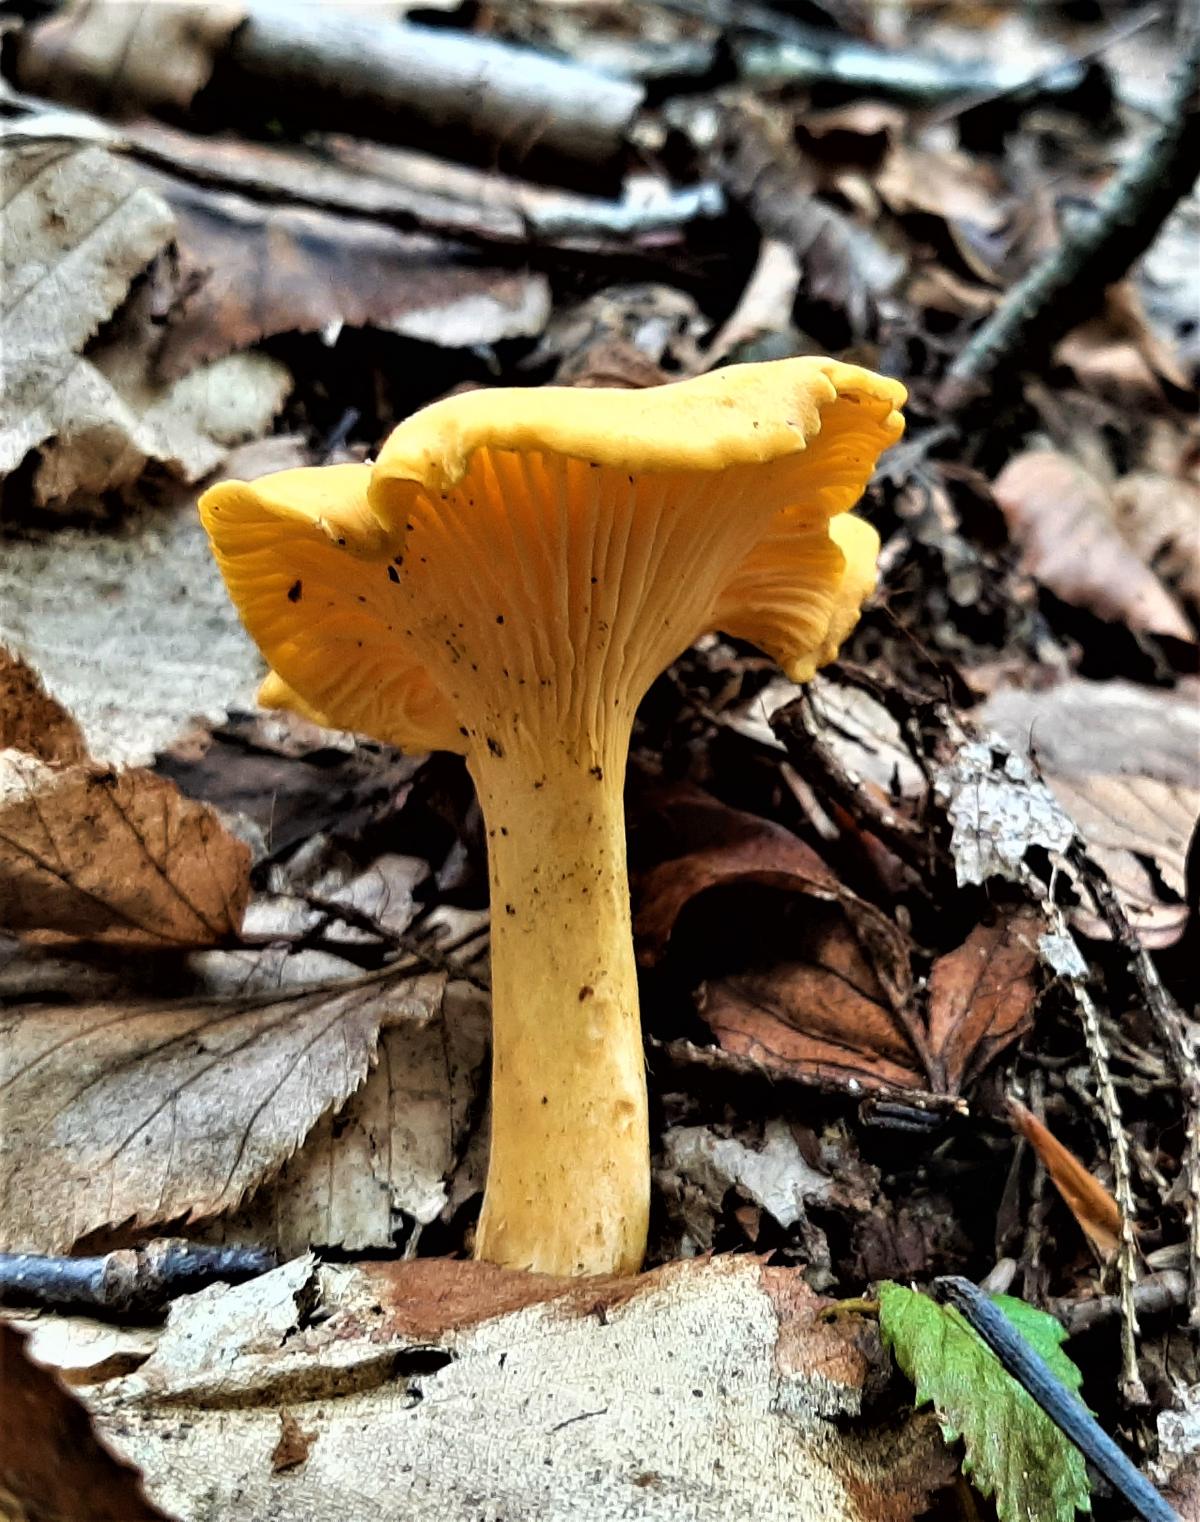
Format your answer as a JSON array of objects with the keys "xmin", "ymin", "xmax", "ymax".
[
  {"xmin": 77, "ymin": 1255, "xmax": 956, "ymax": 1522},
  {"xmin": 16, "ymin": 2, "xmax": 645, "ymax": 177},
  {"xmin": 216, "ymin": 5, "xmax": 644, "ymax": 177}
]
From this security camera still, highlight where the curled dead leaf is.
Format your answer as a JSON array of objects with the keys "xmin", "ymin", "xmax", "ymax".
[
  {"xmin": 1008, "ymin": 1096, "xmax": 1121, "ymax": 1259},
  {"xmin": 0, "ymin": 751, "xmax": 250, "ymax": 946}
]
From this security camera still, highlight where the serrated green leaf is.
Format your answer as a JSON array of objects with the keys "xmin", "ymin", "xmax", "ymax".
[{"xmin": 878, "ymin": 1281, "xmax": 1092, "ymax": 1522}]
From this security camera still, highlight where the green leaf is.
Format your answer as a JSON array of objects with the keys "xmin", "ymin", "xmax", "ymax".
[{"xmin": 878, "ymin": 1281, "xmax": 1092, "ymax": 1522}]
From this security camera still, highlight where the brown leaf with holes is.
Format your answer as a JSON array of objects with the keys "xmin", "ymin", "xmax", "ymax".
[
  {"xmin": 1007, "ymin": 1097, "xmax": 1121, "ymax": 1258},
  {"xmin": 0, "ymin": 1321, "xmax": 175, "ymax": 1521},
  {"xmin": 992, "ymin": 451, "xmax": 1194, "ymax": 641},
  {"xmin": 0, "ymin": 969, "xmax": 445, "ymax": 1253},
  {"xmin": 925, "ymin": 910, "xmax": 1042, "ymax": 1094},
  {"xmin": 0, "ymin": 752, "xmax": 250, "ymax": 945},
  {"xmin": 0, "ymin": 648, "xmax": 89, "ymax": 766}
]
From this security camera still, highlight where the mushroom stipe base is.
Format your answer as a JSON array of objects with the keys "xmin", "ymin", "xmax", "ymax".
[{"xmin": 472, "ymin": 750, "xmax": 648, "ymax": 1276}]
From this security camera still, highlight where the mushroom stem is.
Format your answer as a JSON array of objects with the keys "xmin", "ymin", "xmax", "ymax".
[{"xmin": 470, "ymin": 746, "xmax": 648, "ymax": 1277}]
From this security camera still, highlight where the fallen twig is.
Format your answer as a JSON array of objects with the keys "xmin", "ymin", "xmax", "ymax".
[
  {"xmin": 1051, "ymin": 1270, "xmax": 1188, "ymax": 1336},
  {"xmin": 939, "ymin": 13, "xmax": 1200, "ymax": 411},
  {"xmin": 649, "ymin": 0, "xmax": 1099, "ymax": 107},
  {"xmin": 0, "ymin": 1241, "xmax": 276, "ymax": 1317},
  {"xmin": 770, "ymin": 694, "xmax": 936, "ymax": 882},
  {"xmin": 17, "ymin": 3, "xmax": 644, "ymax": 177}
]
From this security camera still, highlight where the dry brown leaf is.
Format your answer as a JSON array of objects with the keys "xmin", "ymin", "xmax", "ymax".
[
  {"xmin": 1007, "ymin": 1096, "xmax": 1121, "ymax": 1258},
  {"xmin": 0, "ymin": 1321, "xmax": 175, "ymax": 1522},
  {"xmin": 633, "ymin": 784, "xmax": 929, "ymax": 1093},
  {"xmin": 79, "ymin": 1255, "xmax": 954, "ymax": 1521},
  {"xmin": 713, "ymin": 99, "xmax": 903, "ymax": 343},
  {"xmin": 634, "ymin": 787, "xmax": 842, "ymax": 963},
  {"xmin": 1055, "ymin": 282, "xmax": 1192, "ymax": 408},
  {"xmin": 205, "ymin": 981, "xmax": 488, "ymax": 1254},
  {"xmin": 153, "ymin": 174, "xmax": 551, "ymax": 377},
  {"xmin": 925, "ymin": 910, "xmax": 1042, "ymax": 1094},
  {"xmin": 700, "ymin": 926, "xmax": 926, "ymax": 1096},
  {"xmin": 0, "ymin": 752, "xmax": 251, "ymax": 946},
  {"xmin": 705, "ymin": 238, "xmax": 801, "ymax": 368},
  {"xmin": 272, "ymin": 1411, "xmax": 318, "ymax": 1474},
  {"xmin": 991, "ymin": 450, "xmax": 1194, "ymax": 641},
  {"xmin": 0, "ymin": 648, "xmax": 88, "ymax": 765},
  {"xmin": 1045, "ymin": 773, "xmax": 1196, "ymax": 947},
  {"xmin": 907, "ymin": 265, "xmax": 999, "ymax": 320},
  {"xmin": 875, "ymin": 144, "xmax": 1010, "ymax": 282},
  {"xmin": 1112, "ymin": 473, "xmax": 1200, "ymax": 606},
  {"xmin": 0, "ymin": 969, "xmax": 444, "ymax": 1252}
]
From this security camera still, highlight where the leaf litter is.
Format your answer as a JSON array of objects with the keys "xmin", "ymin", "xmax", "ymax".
[{"xmin": 1, "ymin": 0, "xmax": 1198, "ymax": 1516}]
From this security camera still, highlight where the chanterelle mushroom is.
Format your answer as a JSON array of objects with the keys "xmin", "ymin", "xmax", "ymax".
[{"xmin": 199, "ymin": 358, "xmax": 905, "ymax": 1277}]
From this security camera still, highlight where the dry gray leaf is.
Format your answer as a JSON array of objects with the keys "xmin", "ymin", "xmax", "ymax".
[
  {"xmin": 981, "ymin": 678, "xmax": 1200, "ymax": 786},
  {"xmin": 935, "ymin": 739, "xmax": 1076, "ymax": 887},
  {"xmin": 0, "ymin": 750, "xmax": 250, "ymax": 945},
  {"xmin": 980, "ymin": 679, "xmax": 1200, "ymax": 946},
  {"xmin": 79, "ymin": 1254, "xmax": 954, "ymax": 1522},
  {"xmin": 0, "ymin": 970, "xmax": 444, "ymax": 1252},
  {"xmin": 1, "ymin": 127, "xmax": 289, "ymax": 509},
  {"xmin": 662, "ymin": 1119, "xmax": 834, "ymax": 1230},
  {"xmin": 207, "ymin": 981, "xmax": 489, "ymax": 1253},
  {"xmin": 0, "ymin": 498, "xmax": 265, "ymax": 766},
  {"xmin": 0, "ymin": 134, "xmax": 174, "ymax": 477}
]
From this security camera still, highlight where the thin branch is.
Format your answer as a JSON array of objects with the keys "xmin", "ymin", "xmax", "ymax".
[
  {"xmin": 0, "ymin": 1241, "xmax": 276, "ymax": 1316},
  {"xmin": 1022, "ymin": 863, "xmax": 1147, "ymax": 1404},
  {"xmin": 935, "ymin": 1276, "xmax": 1177, "ymax": 1522},
  {"xmin": 939, "ymin": 16, "xmax": 1200, "ymax": 410}
]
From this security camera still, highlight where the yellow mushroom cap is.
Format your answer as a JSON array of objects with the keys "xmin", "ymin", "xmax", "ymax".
[{"xmin": 199, "ymin": 358, "xmax": 905, "ymax": 757}]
